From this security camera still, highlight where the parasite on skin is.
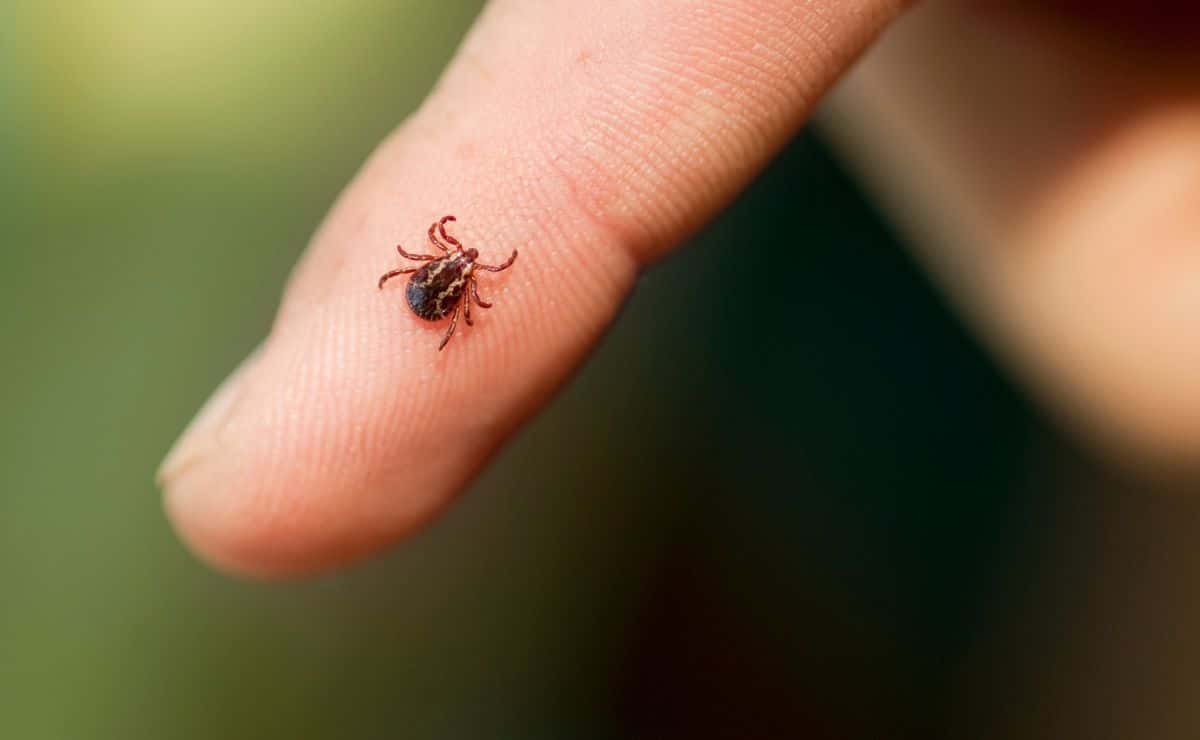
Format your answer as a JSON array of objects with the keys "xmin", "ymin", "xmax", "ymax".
[{"xmin": 378, "ymin": 215, "xmax": 517, "ymax": 350}]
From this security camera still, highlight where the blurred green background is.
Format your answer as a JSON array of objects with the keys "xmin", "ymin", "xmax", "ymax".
[{"xmin": 7, "ymin": 2, "xmax": 1200, "ymax": 739}]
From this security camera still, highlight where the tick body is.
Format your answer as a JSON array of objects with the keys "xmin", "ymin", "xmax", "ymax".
[{"xmin": 377, "ymin": 215, "xmax": 517, "ymax": 350}]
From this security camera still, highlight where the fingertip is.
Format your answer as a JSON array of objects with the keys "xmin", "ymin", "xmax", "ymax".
[
  {"xmin": 158, "ymin": 278, "xmax": 516, "ymax": 577},
  {"xmin": 164, "ymin": 483, "xmax": 393, "ymax": 580},
  {"xmin": 162, "ymin": 426, "xmax": 449, "ymax": 579},
  {"xmin": 163, "ymin": 480, "xmax": 289, "ymax": 580}
]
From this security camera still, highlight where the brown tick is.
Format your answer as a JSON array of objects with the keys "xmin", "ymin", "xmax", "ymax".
[{"xmin": 377, "ymin": 215, "xmax": 517, "ymax": 350}]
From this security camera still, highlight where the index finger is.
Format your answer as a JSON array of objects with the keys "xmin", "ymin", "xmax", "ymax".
[{"xmin": 158, "ymin": 0, "xmax": 912, "ymax": 577}]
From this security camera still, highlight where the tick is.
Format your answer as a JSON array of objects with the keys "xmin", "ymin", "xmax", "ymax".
[{"xmin": 377, "ymin": 215, "xmax": 518, "ymax": 350}]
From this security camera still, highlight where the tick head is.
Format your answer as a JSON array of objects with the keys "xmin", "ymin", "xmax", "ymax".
[{"xmin": 464, "ymin": 247, "xmax": 479, "ymax": 261}]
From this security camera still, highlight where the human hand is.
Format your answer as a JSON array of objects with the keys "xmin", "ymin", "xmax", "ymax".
[{"xmin": 158, "ymin": 0, "xmax": 1198, "ymax": 579}]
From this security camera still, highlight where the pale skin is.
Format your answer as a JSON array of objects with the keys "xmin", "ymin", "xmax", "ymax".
[{"xmin": 158, "ymin": 0, "xmax": 1200, "ymax": 578}]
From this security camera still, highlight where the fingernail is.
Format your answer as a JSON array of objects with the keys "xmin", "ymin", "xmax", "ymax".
[{"xmin": 156, "ymin": 347, "xmax": 261, "ymax": 489}]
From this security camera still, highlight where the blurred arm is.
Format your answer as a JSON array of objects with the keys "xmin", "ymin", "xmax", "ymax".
[{"xmin": 822, "ymin": 1, "xmax": 1200, "ymax": 468}]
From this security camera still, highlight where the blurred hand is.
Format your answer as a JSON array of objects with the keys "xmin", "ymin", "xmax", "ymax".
[
  {"xmin": 822, "ymin": 0, "xmax": 1200, "ymax": 468},
  {"xmin": 158, "ymin": 0, "xmax": 1200, "ymax": 578}
]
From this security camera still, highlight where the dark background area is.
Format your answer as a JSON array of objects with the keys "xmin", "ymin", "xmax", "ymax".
[
  {"xmin": 569, "ymin": 131, "xmax": 1043, "ymax": 739},
  {"xmin": 6, "ymin": 3, "xmax": 1200, "ymax": 738}
]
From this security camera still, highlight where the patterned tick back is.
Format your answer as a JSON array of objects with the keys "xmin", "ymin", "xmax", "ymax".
[{"xmin": 378, "ymin": 215, "xmax": 518, "ymax": 350}]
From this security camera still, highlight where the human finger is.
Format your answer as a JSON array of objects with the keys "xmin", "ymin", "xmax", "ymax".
[{"xmin": 158, "ymin": 0, "xmax": 913, "ymax": 577}]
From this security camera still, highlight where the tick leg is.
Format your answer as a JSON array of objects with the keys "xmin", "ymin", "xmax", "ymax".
[
  {"xmin": 397, "ymin": 243, "xmax": 437, "ymax": 261},
  {"xmin": 470, "ymin": 277, "xmax": 492, "ymax": 308},
  {"xmin": 475, "ymin": 250, "xmax": 518, "ymax": 272},
  {"xmin": 438, "ymin": 302, "xmax": 461, "ymax": 351},
  {"xmin": 436, "ymin": 215, "xmax": 463, "ymax": 250},
  {"xmin": 427, "ymin": 217, "xmax": 452, "ymax": 253},
  {"xmin": 463, "ymin": 294, "xmax": 474, "ymax": 326},
  {"xmin": 377, "ymin": 267, "xmax": 417, "ymax": 289}
]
